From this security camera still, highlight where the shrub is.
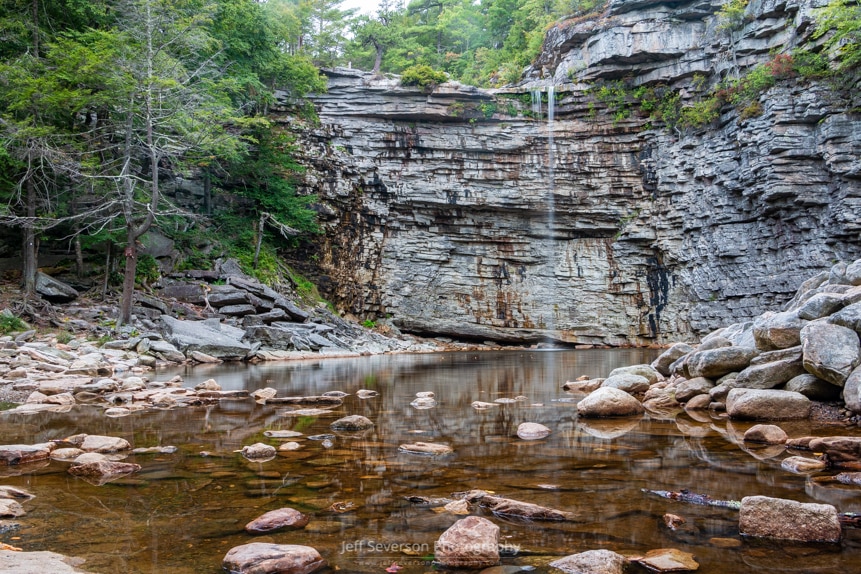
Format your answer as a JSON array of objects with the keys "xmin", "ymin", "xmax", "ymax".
[
  {"xmin": 0, "ymin": 313, "xmax": 26, "ymax": 334},
  {"xmin": 400, "ymin": 65, "xmax": 448, "ymax": 89}
]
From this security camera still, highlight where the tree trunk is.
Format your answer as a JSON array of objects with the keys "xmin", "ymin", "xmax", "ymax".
[
  {"xmin": 118, "ymin": 235, "xmax": 137, "ymax": 325},
  {"xmin": 203, "ymin": 168, "xmax": 211, "ymax": 215},
  {"xmin": 253, "ymin": 213, "xmax": 265, "ymax": 269},
  {"xmin": 21, "ymin": 177, "xmax": 37, "ymax": 298},
  {"xmin": 372, "ymin": 42, "xmax": 383, "ymax": 75},
  {"xmin": 102, "ymin": 241, "xmax": 113, "ymax": 300},
  {"xmin": 74, "ymin": 235, "xmax": 83, "ymax": 279}
]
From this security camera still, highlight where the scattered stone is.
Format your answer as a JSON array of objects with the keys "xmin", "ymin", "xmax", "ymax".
[
  {"xmin": 0, "ymin": 500, "xmax": 25, "ymax": 518},
  {"xmin": 252, "ymin": 388, "xmax": 278, "ymax": 401},
  {"xmin": 471, "ymin": 401, "xmax": 498, "ymax": 410},
  {"xmin": 51, "ymin": 448, "xmax": 85, "ymax": 460},
  {"xmin": 845, "ymin": 365, "xmax": 861, "ymax": 414},
  {"xmin": 104, "ymin": 407, "xmax": 131, "ymax": 417},
  {"xmin": 743, "ymin": 424, "xmax": 788, "ymax": 445},
  {"xmin": 807, "ymin": 436, "xmax": 861, "ymax": 469},
  {"xmin": 577, "ymin": 387, "xmax": 645, "ymax": 418},
  {"xmin": 434, "ymin": 516, "xmax": 499, "ymax": 569},
  {"xmin": 726, "ymin": 388, "xmax": 811, "ymax": 420},
  {"xmin": 516, "ymin": 422, "xmax": 551, "ymax": 440},
  {"xmin": 264, "ymin": 430, "xmax": 303, "ymax": 439},
  {"xmin": 549, "ymin": 549, "xmax": 627, "ymax": 574},
  {"xmin": 245, "ymin": 508, "xmax": 310, "ymax": 534},
  {"xmin": 833, "ymin": 472, "xmax": 861, "ymax": 485},
  {"xmin": 239, "ymin": 443, "xmax": 277, "ymax": 460},
  {"xmin": 75, "ymin": 435, "xmax": 131, "ymax": 453},
  {"xmin": 460, "ymin": 490, "xmax": 576, "ymax": 521},
  {"xmin": 189, "ymin": 351, "xmax": 222, "ymax": 363},
  {"xmin": 0, "ymin": 486, "xmax": 34, "ymax": 501},
  {"xmin": 684, "ymin": 394, "xmax": 712, "ymax": 411},
  {"xmin": 278, "ymin": 442, "xmax": 302, "ymax": 451},
  {"xmin": 662, "ymin": 514, "xmax": 686, "ymax": 530},
  {"xmin": 674, "ymin": 377, "xmax": 714, "ymax": 402},
  {"xmin": 562, "ymin": 378, "xmax": 604, "ymax": 393},
  {"xmin": 68, "ymin": 460, "xmax": 141, "ymax": 484},
  {"xmin": 222, "ymin": 543, "xmax": 326, "ymax": 574},
  {"xmin": 410, "ymin": 397, "xmax": 437, "ymax": 409},
  {"xmin": 781, "ymin": 456, "xmax": 828, "ymax": 473},
  {"xmin": 0, "ymin": 443, "xmax": 54, "ymax": 466},
  {"xmin": 194, "ymin": 379, "xmax": 222, "ymax": 391},
  {"xmin": 356, "ymin": 389, "xmax": 378, "ymax": 399},
  {"xmin": 443, "ymin": 499, "xmax": 470, "ymax": 515},
  {"xmin": 132, "ymin": 446, "xmax": 178, "ymax": 455},
  {"xmin": 739, "ymin": 496, "xmax": 841, "ymax": 543},
  {"xmin": 784, "ymin": 374, "xmax": 842, "ymax": 401},
  {"xmin": 398, "ymin": 442, "xmax": 453, "ymax": 456},
  {"xmin": 330, "ymin": 415, "xmax": 374, "ymax": 431}
]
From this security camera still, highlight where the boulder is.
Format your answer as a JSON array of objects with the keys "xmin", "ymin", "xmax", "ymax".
[
  {"xmin": 753, "ymin": 311, "xmax": 808, "ymax": 351},
  {"xmin": 743, "ymin": 424, "xmax": 787, "ymax": 445},
  {"xmin": 651, "ymin": 343, "xmax": 695, "ymax": 376},
  {"xmin": 739, "ymin": 496, "xmax": 841, "ymax": 543},
  {"xmin": 800, "ymin": 322, "xmax": 860, "ymax": 387},
  {"xmin": 0, "ymin": 499, "xmax": 25, "ymax": 518},
  {"xmin": 549, "ymin": 549, "xmax": 628, "ymax": 574},
  {"xmin": 720, "ymin": 321, "xmax": 757, "ymax": 348},
  {"xmin": 330, "ymin": 415, "xmax": 374, "ymax": 431},
  {"xmin": 516, "ymin": 422, "xmax": 551, "ymax": 440},
  {"xmin": 76, "ymin": 435, "xmax": 131, "ymax": 453},
  {"xmin": 0, "ymin": 443, "xmax": 54, "ymax": 466},
  {"xmin": 240, "ymin": 443, "xmax": 276, "ymax": 460},
  {"xmin": 0, "ymin": 550, "xmax": 96, "ymax": 574},
  {"xmin": 845, "ymin": 365, "xmax": 861, "ymax": 414},
  {"xmin": 577, "ymin": 387, "xmax": 644, "ymax": 418},
  {"xmin": 734, "ymin": 350, "xmax": 806, "ymax": 390},
  {"xmin": 601, "ymin": 373, "xmax": 650, "ymax": 394},
  {"xmin": 726, "ymin": 388, "xmax": 811, "ymax": 420},
  {"xmin": 807, "ymin": 436, "xmax": 861, "ymax": 468},
  {"xmin": 398, "ymin": 442, "xmax": 453, "ymax": 455},
  {"xmin": 607, "ymin": 364, "xmax": 660, "ymax": 384},
  {"xmin": 686, "ymin": 347, "xmax": 759, "ymax": 379},
  {"xmin": 797, "ymin": 293, "xmax": 846, "ymax": 320},
  {"xmin": 435, "ymin": 516, "xmax": 499, "ymax": 568},
  {"xmin": 674, "ymin": 377, "xmax": 714, "ymax": 402},
  {"xmin": 563, "ymin": 378, "xmax": 604, "ymax": 392},
  {"xmin": 35, "ymin": 272, "xmax": 79, "ymax": 303},
  {"xmin": 245, "ymin": 508, "xmax": 310, "ymax": 534},
  {"xmin": 784, "ymin": 374, "xmax": 842, "ymax": 401},
  {"xmin": 846, "ymin": 259, "xmax": 861, "ymax": 285},
  {"xmin": 68, "ymin": 460, "xmax": 141, "ymax": 483},
  {"xmin": 222, "ymin": 543, "xmax": 326, "ymax": 574},
  {"xmin": 160, "ymin": 315, "xmax": 251, "ymax": 360},
  {"xmin": 829, "ymin": 301, "xmax": 861, "ymax": 333},
  {"xmin": 781, "ymin": 456, "xmax": 828, "ymax": 473}
]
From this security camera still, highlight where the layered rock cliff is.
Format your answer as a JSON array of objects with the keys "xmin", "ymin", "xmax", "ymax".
[{"xmin": 284, "ymin": 0, "xmax": 861, "ymax": 346}]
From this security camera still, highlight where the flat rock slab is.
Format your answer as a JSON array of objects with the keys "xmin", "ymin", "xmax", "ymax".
[
  {"xmin": 0, "ymin": 444, "xmax": 54, "ymax": 466},
  {"xmin": 633, "ymin": 548, "xmax": 699, "ymax": 572},
  {"xmin": 222, "ymin": 543, "xmax": 326, "ymax": 574},
  {"xmin": 398, "ymin": 442, "xmax": 453, "ymax": 456},
  {"xmin": 0, "ymin": 499, "xmax": 25, "ymax": 517},
  {"xmin": 739, "ymin": 495, "xmax": 841, "ymax": 543},
  {"xmin": 0, "ymin": 550, "xmax": 93, "ymax": 573},
  {"xmin": 549, "ymin": 549, "xmax": 628, "ymax": 574},
  {"xmin": 245, "ymin": 508, "xmax": 310, "ymax": 534},
  {"xmin": 330, "ymin": 415, "xmax": 374, "ymax": 431}
]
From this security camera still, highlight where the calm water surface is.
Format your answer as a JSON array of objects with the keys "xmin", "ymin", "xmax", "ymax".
[{"xmin": 1, "ymin": 349, "xmax": 860, "ymax": 573}]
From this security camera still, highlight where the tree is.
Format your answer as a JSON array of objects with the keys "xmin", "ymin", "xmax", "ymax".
[{"xmin": 814, "ymin": 0, "xmax": 861, "ymax": 74}]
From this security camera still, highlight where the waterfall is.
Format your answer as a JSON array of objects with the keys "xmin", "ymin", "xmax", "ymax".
[
  {"xmin": 531, "ymin": 88, "xmax": 543, "ymax": 119},
  {"xmin": 546, "ymin": 85, "xmax": 558, "ymax": 345}
]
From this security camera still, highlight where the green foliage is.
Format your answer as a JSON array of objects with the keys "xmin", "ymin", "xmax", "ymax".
[
  {"xmin": 792, "ymin": 49, "xmax": 830, "ymax": 79},
  {"xmin": 56, "ymin": 330, "xmax": 74, "ymax": 344},
  {"xmin": 717, "ymin": 0, "xmax": 750, "ymax": 32},
  {"xmin": 400, "ymin": 64, "xmax": 448, "ymax": 88},
  {"xmin": 361, "ymin": 319, "xmax": 377, "ymax": 329},
  {"xmin": 814, "ymin": 0, "xmax": 861, "ymax": 73},
  {"xmin": 0, "ymin": 312, "xmax": 27, "ymax": 334},
  {"xmin": 135, "ymin": 254, "xmax": 160, "ymax": 286}
]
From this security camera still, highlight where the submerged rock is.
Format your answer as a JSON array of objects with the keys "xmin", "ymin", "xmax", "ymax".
[
  {"xmin": 222, "ymin": 543, "xmax": 326, "ymax": 574},
  {"xmin": 435, "ymin": 516, "xmax": 499, "ymax": 569},
  {"xmin": 549, "ymin": 549, "xmax": 627, "ymax": 574},
  {"xmin": 398, "ymin": 442, "xmax": 453, "ymax": 456},
  {"xmin": 330, "ymin": 415, "xmax": 374, "ymax": 431},
  {"xmin": 239, "ymin": 443, "xmax": 277, "ymax": 460},
  {"xmin": 245, "ymin": 508, "xmax": 310, "ymax": 534},
  {"xmin": 632, "ymin": 548, "xmax": 699, "ymax": 572}
]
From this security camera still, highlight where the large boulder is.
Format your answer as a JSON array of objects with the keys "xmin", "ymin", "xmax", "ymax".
[
  {"xmin": 435, "ymin": 516, "xmax": 499, "ymax": 568},
  {"xmin": 222, "ymin": 543, "xmax": 326, "ymax": 574},
  {"xmin": 686, "ymin": 346, "xmax": 759, "ymax": 379},
  {"xmin": 651, "ymin": 342, "xmax": 695, "ymax": 376},
  {"xmin": 734, "ymin": 349, "xmax": 806, "ymax": 390},
  {"xmin": 673, "ymin": 377, "xmax": 714, "ymax": 402},
  {"xmin": 160, "ymin": 315, "xmax": 251, "ymax": 360},
  {"xmin": 739, "ymin": 496, "xmax": 841, "ymax": 543},
  {"xmin": 753, "ymin": 311, "xmax": 807, "ymax": 351},
  {"xmin": 549, "ymin": 549, "xmax": 628, "ymax": 574},
  {"xmin": 845, "ymin": 365, "xmax": 861, "ymax": 414},
  {"xmin": 726, "ymin": 388, "xmax": 811, "ymax": 420},
  {"xmin": 829, "ymin": 301, "xmax": 861, "ymax": 333},
  {"xmin": 607, "ymin": 364, "xmax": 660, "ymax": 384},
  {"xmin": 785, "ymin": 374, "xmax": 842, "ymax": 401},
  {"xmin": 35, "ymin": 272, "xmax": 79, "ymax": 303},
  {"xmin": 577, "ymin": 387, "xmax": 644, "ymax": 418},
  {"xmin": 797, "ymin": 293, "xmax": 846, "ymax": 320},
  {"xmin": 601, "ymin": 373, "xmax": 650, "ymax": 394},
  {"xmin": 801, "ymin": 322, "xmax": 861, "ymax": 387},
  {"xmin": 808, "ymin": 436, "xmax": 861, "ymax": 469}
]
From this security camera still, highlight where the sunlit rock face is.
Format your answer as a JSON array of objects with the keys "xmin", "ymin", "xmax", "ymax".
[{"xmin": 285, "ymin": 0, "xmax": 861, "ymax": 346}]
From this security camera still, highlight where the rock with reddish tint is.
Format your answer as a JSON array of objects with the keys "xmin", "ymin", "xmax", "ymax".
[
  {"xmin": 435, "ymin": 516, "xmax": 499, "ymax": 568},
  {"xmin": 0, "ymin": 499, "xmax": 25, "ymax": 518},
  {"xmin": 68, "ymin": 460, "xmax": 141, "ymax": 483},
  {"xmin": 222, "ymin": 543, "xmax": 326, "ymax": 574},
  {"xmin": 562, "ymin": 378, "xmax": 604, "ymax": 393},
  {"xmin": 577, "ymin": 387, "xmax": 644, "ymax": 418},
  {"xmin": 398, "ymin": 442, "xmax": 453, "ymax": 455},
  {"xmin": 245, "ymin": 508, "xmax": 309, "ymax": 534},
  {"xmin": 633, "ymin": 548, "xmax": 699, "ymax": 572},
  {"xmin": 549, "ymin": 549, "xmax": 628, "ymax": 574},
  {"xmin": 662, "ymin": 514, "xmax": 686, "ymax": 531},
  {"xmin": 739, "ymin": 496, "xmax": 841, "ymax": 543},
  {"xmin": 240, "ymin": 443, "xmax": 276, "ymax": 460},
  {"xmin": 516, "ymin": 422, "xmax": 551, "ymax": 440},
  {"xmin": 808, "ymin": 436, "xmax": 861, "ymax": 469},
  {"xmin": 743, "ymin": 424, "xmax": 788, "ymax": 445},
  {"xmin": 0, "ymin": 443, "xmax": 54, "ymax": 466},
  {"xmin": 780, "ymin": 456, "xmax": 827, "ymax": 473},
  {"xmin": 79, "ymin": 435, "xmax": 131, "ymax": 453},
  {"xmin": 674, "ymin": 377, "xmax": 714, "ymax": 402},
  {"xmin": 726, "ymin": 388, "xmax": 810, "ymax": 420}
]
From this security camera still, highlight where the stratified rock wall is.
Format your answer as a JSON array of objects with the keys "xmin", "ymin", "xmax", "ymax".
[{"xmin": 285, "ymin": 0, "xmax": 861, "ymax": 346}]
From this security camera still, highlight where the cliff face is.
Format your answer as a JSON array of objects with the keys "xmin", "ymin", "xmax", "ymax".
[{"xmin": 286, "ymin": 0, "xmax": 861, "ymax": 346}]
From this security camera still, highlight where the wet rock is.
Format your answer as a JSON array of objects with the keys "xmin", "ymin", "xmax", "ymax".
[
  {"xmin": 330, "ymin": 415, "xmax": 374, "ymax": 431},
  {"xmin": 549, "ymin": 549, "xmax": 627, "ymax": 574},
  {"xmin": 68, "ymin": 460, "xmax": 141, "ymax": 483},
  {"xmin": 784, "ymin": 374, "xmax": 842, "ymax": 401},
  {"xmin": 279, "ymin": 442, "xmax": 302, "ymax": 451},
  {"xmin": 0, "ymin": 486, "xmax": 34, "ymax": 501},
  {"xmin": 726, "ymin": 388, "xmax": 811, "ymax": 420},
  {"xmin": 461, "ymin": 490, "xmax": 576, "ymax": 521},
  {"xmin": 800, "ymin": 322, "xmax": 860, "ymax": 387},
  {"xmin": 72, "ymin": 435, "xmax": 131, "ymax": 453},
  {"xmin": 51, "ymin": 448, "xmax": 85, "ymax": 460},
  {"xmin": 632, "ymin": 548, "xmax": 698, "ymax": 572},
  {"xmin": 577, "ymin": 387, "xmax": 644, "ymax": 418},
  {"xmin": 0, "ymin": 500, "xmax": 25, "ymax": 518},
  {"xmin": 516, "ymin": 422, "xmax": 551, "ymax": 440},
  {"xmin": 753, "ymin": 311, "xmax": 807, "ymax": 351},
  {"xmin": 684, "ymin": 394, "xmax": 712, "ymax": 411},
  {"xmin": 266, "ymin": 396, "xmax": 343, "ymax": 406},
  {"xmin": 356, "ymin": 389, "xmax": 378, "ymax": 399},
  {"xmin": 398, "ymin": 442, "xmax": 453, "ymax": 456},
  {"xmin": 685, "ymin": 347, "xmax": 759, "ymax": 379},
  {"xmin": 444, "ymin": 499, "xmax": 471, "ymax": 515},
  {"xmin": 607, "ymin": 364, "xmax": 660, "ymax": 385},
  {"xmin": 781, "ymin": 456, "xmax": 827, "ymax": 473},
  {"xmin": 808, "ymin": 436, "xmax": 861, "ymax": 469},
  {"xmin": 410, "ymin": 397, "xmax": 437, "ymax": 409},
  {"xmin": 562, "ymin": 378, "xmax": 604, "ymax": 393},
  {"xmin": 104, "ymin": 407, "xmax": 131, "ymax": 417},
  {"xmin": 845, "ymin": 365, "xmax": 861, "ymax": 414},
  {"xmin": 833, "ymin": 472, "xmax": 861, "ymax": 485},
  {"xmin": 435, "ymin": 516, "xmax": 499, "ymax": 569},
  {"xmin": 601, "ymin": 374, "xmax": 650, "ymax": 394},
  {"xmin": 0, "ymin": 550, "xmax": 95, "ymax": 574},
  {"xmin": 245, "ymin": 508, "xmax": 310, "ymax": 534},
  {"xmin": 471, "ymin": 401, "xmax": 499, "ymax": 410},
  {"xmin": 222, "ymin": 543, "xmax": 326, "ymax": 574},
  {"xmin": 739, "ymin": 495, "xmax": 841, "ymax": 543},
  {"xmin": 743, "ymin": 424, "xmax": 787, "ymax": 445},
  {"xmin": 132, "ymin": 446, "xmax": 177, "ymax": 455},
  {"xmin": 0, "ymin": 443, "xmax": 54, "ymax": 466},
  {"xmin": 264, "ymin": 430, "xmax": 303, "ymax": 439},
  {"xmin": 240, "ymin": 443, "xmax": 277, "ymax": 460},
  {"xmin": 252, "ymin": 388, "xmax": 278, "ymax": 401},
  {"xmin": 195, "ymin": 378, "xmax": 221, "ymax": 391},
  {"xmin": 663, "ymin": 514, "xmax": 686, "ymax": 531}
]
